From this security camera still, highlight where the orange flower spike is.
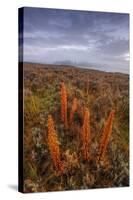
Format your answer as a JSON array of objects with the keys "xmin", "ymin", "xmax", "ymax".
[
  {"xmin": 81, "ymin": 108, "xmax": 90, "ymax": 160},
  {"xmin": 47, "ymin": 115, "xmax": 64, "ymax": 173},
  {"xmin": 70, "ymin": 97, "xmax": 78, "ymax": 123},
  {"xmin": 99, "ymin": 110, "xmax": 115, "ymax": 161},
  {"xmin": 60, "ymin": 82, "xmax": 68, "ymax": 127}
]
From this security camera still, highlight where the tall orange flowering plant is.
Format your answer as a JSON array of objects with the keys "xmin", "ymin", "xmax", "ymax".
[
  {"xmin": 47, "ymin": 115, "xmax": 64, "ymax": 173},
  {"xmin": 60, "ymin": 82, "xmax": 67, "ymax": 127},
  {"xmin": 70, "ymin": 97, "xmax": 78, "ymax": 124},
  {"xmin": 81, "ymin": 108, "xmax": 90, "ymax": 160},
  {"xmin": 98, "ymin": 110, "xmax": 115, "ymax": 161}
]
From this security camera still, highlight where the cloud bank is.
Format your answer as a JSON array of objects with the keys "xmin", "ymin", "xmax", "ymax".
[{"xmin": 22, "ymin": 7, "xmax": 129, "ymax": 73}]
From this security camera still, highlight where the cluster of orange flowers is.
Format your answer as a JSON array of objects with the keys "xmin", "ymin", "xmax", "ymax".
[
  {"xmin": 47, "ymin": 82, "xmax": 115, "ymax": 172},
  {"xmin": 81, "ymin": 108, "xmax": 90, "ymax": 160},
  {"xmin": 70, "ymin": 97, "xmax": 78, "ymax": 124},
  {"xmin": 60, "ymin": 82, "xmax": 68, "ymax": 127},
  {"xmin": 98, "ymin": 110, "xmax": 115, "ymax": 161},
  {"xmin": 47, "ymin": 115, "xmax": 64, "ymax": 173}
]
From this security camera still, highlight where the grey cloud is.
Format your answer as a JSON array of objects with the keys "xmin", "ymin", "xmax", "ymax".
[
  {"xmin": 22, "ymin": 7, "xmax": 129, "ymax": 74},
  {"xmin": 98, "ymin": 39, "xmax": 129, "ymax": 56}
]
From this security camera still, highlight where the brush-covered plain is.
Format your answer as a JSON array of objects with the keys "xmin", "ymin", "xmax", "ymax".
[{"xmin": 23, "ymin": 62, "xmax": 129, "ymax": 192}]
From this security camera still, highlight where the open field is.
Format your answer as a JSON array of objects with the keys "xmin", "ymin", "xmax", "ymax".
[{"xmin": 23, "ymin": 62, "xmax": 129, "ymax": 192}]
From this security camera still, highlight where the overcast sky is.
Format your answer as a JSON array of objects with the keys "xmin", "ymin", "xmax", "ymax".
[{"xmin": 23, "ymin": 7, "xmax": 129, "ymax": 73}]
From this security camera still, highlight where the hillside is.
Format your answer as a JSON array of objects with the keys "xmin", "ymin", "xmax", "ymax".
[{"xmin": 23, "ymin": 62, "xmax": 129, "ymax": 192}]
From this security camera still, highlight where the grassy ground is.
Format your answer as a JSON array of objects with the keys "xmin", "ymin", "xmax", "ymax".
[{"xmin": 23, "ymin": 62, "xmax": 129, "ymax": 192}]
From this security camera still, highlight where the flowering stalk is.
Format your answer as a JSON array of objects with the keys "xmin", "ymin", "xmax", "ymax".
[
  {"xmin": 81, "ymin": 108, "xmax": 90, "ymax": 160},
  {"xmin": 47, "ymin": 115, "xmax": 64, "ymax": 173},
  {"xmin": 60, "ymin": 82, "xmax": 67, "ymax": 127},
  {"xmin": 70, "ymin": 97, "xmax": 78, "ymax": 124},
  {"xmin": 98, "ymin": 110, "xmax": 115, "ymax": 161}
]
